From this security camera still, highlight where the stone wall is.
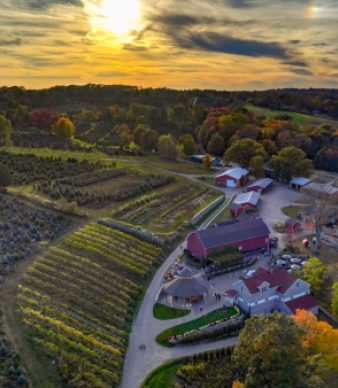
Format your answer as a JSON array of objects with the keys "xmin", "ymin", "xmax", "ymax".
[{"xmin": 189, "ymin": 196, "xmax": 225, "ymax": 225}]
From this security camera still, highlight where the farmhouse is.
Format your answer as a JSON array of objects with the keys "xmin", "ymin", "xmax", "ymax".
[
  {"xmin": 225, "ymin": 267, "xmax": 318, "ymax": 316},
  {"xmin": 290, "ymin": 177, "xmax": 310, "ymax": 191},
  {"xmin": 163, "ymin": 268, "xmax": 209, "ymax": 305},
  {"xmin": 230, "ymin": 191, "xmax": 260, "ymax": 216},
  {"xmin": 187, "ymin": 218, "xmax": 270, "ymax": 257},
  {"xmin": 246, "ymin": 178, "xmax": 273, "ymax": 193},
  {"xmin": 215, "ymin": 167, "xmax": 249, "ymax": 187}
]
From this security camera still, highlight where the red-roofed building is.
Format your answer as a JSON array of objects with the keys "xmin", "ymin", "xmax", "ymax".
[{"xmin": 229, "ymin": 267, "xmax": 318, "ymax": 316}]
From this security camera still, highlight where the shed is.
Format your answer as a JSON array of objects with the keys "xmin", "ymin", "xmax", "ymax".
[
  {"xmin": 187, "ymin": 218, "xmax": 270, "ymax": 257},
  {"xmin": 233, "ymin": 191, "xmax": 260, "ymax": 210},
  {"xmin": 163, "ymin": 268, "xmax": 209, "ymax": 305},
  {"xmin": 214, "ymin": 167, "xmax": 249, "ymax": 187},
  {"xmin": 247, "ymin": 178, "xmax": 273, "ymax": 194},
  {"xmin": 230, "ymin": 203, "xmax": 245, "ymax": 217},
  {"xmin": 285, "ymin": 218, "xmax": 301, "ymax": 231},
  {"xmin": 290, "ymin": 177, "xmax": 310, "ymax": 191}
]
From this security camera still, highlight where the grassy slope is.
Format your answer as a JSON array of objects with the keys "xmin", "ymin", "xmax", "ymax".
[{"xmin": 141, "ymin": 359, "xmax": 182, "ymax": 388}]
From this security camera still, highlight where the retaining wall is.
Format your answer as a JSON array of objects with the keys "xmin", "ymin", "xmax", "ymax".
[{"xmin": 189, "ymin": 195, "xmax": 225, "ymax": 226}]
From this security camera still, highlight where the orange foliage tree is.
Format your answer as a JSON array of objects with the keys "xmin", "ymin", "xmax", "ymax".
[
  {"xmin": 294, "ymin": 309, "xmax": 338, "ymax": 370},
  {"xmin": 52, "ymin": 117, "xmax": 75, "ymax": 138}
]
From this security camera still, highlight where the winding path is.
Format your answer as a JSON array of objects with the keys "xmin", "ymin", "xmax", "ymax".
[{"xmin": 119, "ymin": 191, "xmax": 239, "ymax": 388}]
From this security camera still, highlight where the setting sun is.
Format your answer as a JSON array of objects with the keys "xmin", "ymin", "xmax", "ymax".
[{"xmin": 94, "ymin": 0, "xmax": 140, "ymax": 35}]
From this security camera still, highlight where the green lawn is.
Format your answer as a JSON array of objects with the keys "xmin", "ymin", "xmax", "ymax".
[
  {"xmin": 281, "ymin": 205, "xmax": 307, "ymax": 219},
  {"xmin": 156, "ymin": 306, "xmax": 237, "ymax": 347},
  {"xmin": 153, "ymin": 303, "xmax": 191, "ymax": 320},
  {"xmin": 141, "ymin": 359, "xmax": 182, "ymax": 388},
  {"xmin": 244, "ymin": 104, "xmax": 338, "ymax": 127}
]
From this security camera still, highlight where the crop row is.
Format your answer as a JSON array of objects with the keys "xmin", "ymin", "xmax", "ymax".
[{"xmin": 18, "ymin": 224, "xmax": 162, "ymax": 387}]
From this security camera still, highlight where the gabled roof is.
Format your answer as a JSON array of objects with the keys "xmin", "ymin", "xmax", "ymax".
[
  {"xmin": 193, "ymin": 219, "xmax": 270, "ymax": 249},
  {"xmin": 234, "ymin": 191, "xmax": 260, "ymax": 206},
  {"xmin": 247, "ymin": 178, "xmax": 273, "ymax": 189},
  {"xmin": 290, "ymin": 177, "xmax": 310, "ymax": 186},
  {"xmin": 285, "ymin": 217, "xmax": 300, "ymax": 226},
  {"xmin": 238, "ymin": 267, "xmax": 297, "ymax": 295},
  {"xmin": 216, "ymin": 167, "xmax": 249, "ymax": 180},
  {"xmin": 230, "ymin": 203, "xmax": 244, "ymax": 211},
  {"xmin": 285, "ymin": 294, "xmax": 318, "ymax": 314},
  {"xmin": 303, "ymin": 182, "xmax": 338, "ymax": 195},
  {"xmin": 179, "ymin": 268, "xmax": 194, "ymax": 279},
  {"xmin": 224, "ymin": 289, "xmax": 238, "ymax": 297}
]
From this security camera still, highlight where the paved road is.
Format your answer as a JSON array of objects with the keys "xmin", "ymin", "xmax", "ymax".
[{"xmin": 119, "ymin": 188, "xmax": 240, "ymax": 388}]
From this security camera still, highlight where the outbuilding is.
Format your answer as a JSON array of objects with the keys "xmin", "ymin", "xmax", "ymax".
[
  {"xmin": 285, "ymin": 218, "xmax": 301, "ymax": 232},
  {"xmin": 232, "ymin": 191, "xmax": 260, "ymax": 212},
  {"xmin": 229, "ymin": 203, "xmax": 245, "ymax": 217},
  {"xmin": 187, "ymin": 218, "xmax": 270, "ymax": 257},
  {"xmin": 214, "ymin": 167, "xmax": 249, "ymax": 187},
  {"xmin": 246, "ymin": 178, "xmax": 273, "ymax": 194},
  {"xmin": 290, "ymin": 177, "xmax": 310, "ymax": 191}
]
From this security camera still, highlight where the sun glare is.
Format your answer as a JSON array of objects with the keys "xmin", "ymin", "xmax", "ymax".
[{"xmin": 95, "ymin": 0, "xmax": 140, "ymax": 35}]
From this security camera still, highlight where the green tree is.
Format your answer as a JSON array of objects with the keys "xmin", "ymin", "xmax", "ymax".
[
  {"xmin": 302, "ymin": 257, "xmax": 325, "ymax": 296},
  {"xmin": 0, "ymin": 115, "xmax": 12, "ymax": 146},
  {"xmin": 332, "ymin": 283, "xmax": 338, "ymax": 318},
  {"xmin": 176, "ymin": 143, "xmax": 186, "ymax": 158},
  {"xmin": 108, "ymin": 105, "xmax": 123, "ymax": 119},
  {"xmin": 143, "ymin": 130, "xmax": 159, "ymax": 151},
  {"xmin": 268, "ymin": 146, "xmax": 313, "ymax": 182},
  {"xmin": 159, "ymin": 134, "xmax": 177, "ymax": 161},
  {"xmin": 249, "ymin": 155, "xmax": 264, "ymax": 179},
  {"xmin": 52, "ymin": 117, "xmax": 75, "ymax": 138},
  {"xmin": 232, "ymin": 313, "xmax": 323, "ymax": 388},
  {"xmin": 133, "ymin": 124, "xmax": 148, "ymax": 146},
  {"xmin": 0, "ymin": 164, "xmax": 11, "ymax": 187},
  {"xmin": 207, "ymin": 133, "xmax": 226, "ymax": 155},
  {"xmin": 178, "ymin": 134, "xmax": 197, "ymax": 156},
  {"xmin": 129, "ymin": 102, "xmax": 151, "ymax": 121},
  {"xmin": 224, "ymin": 139, "xmax": 265, "ymax": 167},
  {"xmin": 135, "ymin": 116, "xmax": 148, "ymax": 126}
]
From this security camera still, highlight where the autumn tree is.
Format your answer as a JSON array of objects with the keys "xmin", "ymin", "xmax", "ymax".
[
  {"xmin": 52, "ymin": 117, "xmax": 75, "ymax": 138},
  {"xmin": 203, "ymin": 154, "xmax": 212, "ymax": 171},
  {"xmin": 135, "ymin": 115, "xmax": 148, "ymax": 126},
  {"xmin": 0, "ymin": 115, "xmax": 12, "ymax": 146},
  {"xmin": 30, "ymin": 109, "xmax": 59, "ymax": 130},
  {"xmin": 302, "ymin": 257, "xmax": 325, "ymax": 296},
  {"xmin": 114, "ymin": 124, "xmax": 132, "ymax": 147},
  {"xmin": 268, "ymin": 146, "xmax": 313, "ymax": 183},
  {"xmin": 207, "ymin": 133, "xmax": 226, "ymax": 155},
  {"xmin": 249, "ymin": 155, "xmax": 264, "ymax": 179},
  {"xmin": 294, "ymin": 309, "xmax": 338, "ymax": 370},
  {"xmin": 178, "ymin": 134, "xmax": 197, "ymax": 156},
  {"xmin": 301, "ymin": 180, "xmax": 338, "ymax": 251},
  {"xmin": 158, "ymin": 134, "xmax": 176, "ymax": 161},
  {"xmin": 133, "ymin": 124, "xmax": 148, "ymax": 146},
  {"xmin": 232, "ymin": 312, "xmax": 323, "ymax": 388},
  {"xmin": 0, "ymin": 164, "xmax": 11, "ymax": 187},
  {"xmin": 224, "ymin": 139, "xmax": 265, "ymax": 167},
  {"xmin": 108, "ymin": 104, "xmax": 123, "ymax": 119}
]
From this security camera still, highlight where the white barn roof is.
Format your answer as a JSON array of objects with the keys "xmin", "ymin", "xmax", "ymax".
[
  {"xmin": 216, "ymin": 167, "xmax": 249, "ymax": 180},
  {"xmin": 290, "ymin": 177, "xmax": 310, "ymax": 186},
  {"xmin": 247, "ymin": 178, "xmax": 273, "ymax": 190},
  {"xmin": 234, "ymin": 191, "xmax": 260, "ymax": 206}
]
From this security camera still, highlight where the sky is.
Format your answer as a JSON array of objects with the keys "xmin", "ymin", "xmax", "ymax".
[{"xmin": 0, "ymin": 0, "xmax": 338, "ymax": 90}]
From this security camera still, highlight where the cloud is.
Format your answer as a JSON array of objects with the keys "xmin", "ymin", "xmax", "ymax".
[
  {"xmin": 172, "ymin": 31, "xmax": 289, "ymax": 58},
  {"xmin": 19, "ymin": 0, "xmax": 83, "ymax": 9},
  {"xmin": 123, "ymin": 43, "xmax": 147, "ymax": 51},
  {"xmin": 289, "ymin": 40, "xmax": 301, "ymax": 44},
  {"xmin": 0, "ymin": 37, "xmax": 24, "ymax": 46},
  {"xmin": 312, "ymin": 42, "xmax": 328, "ymax": 47},
  {"xmin": 283, "ymin": 60, "xmax": 308, "ymax": 67},
  {"xmin": 288, "ymin": 68, "xmax": 312, "ymax": 76}
]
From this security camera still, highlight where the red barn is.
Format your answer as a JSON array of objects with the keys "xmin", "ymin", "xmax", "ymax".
[
  {"xmin": 230, "ymin": 191, "xmax": 260, "ymax": 216},
  {"xmin": 285, "ymin": 218, "xmax": 301, "ymax": 232},
  {"xmin": 230, "ymin": 203, "xmax": 245, "ymax": 216},
  {"xmin": 187, "ymin": 218, "xmax": 270, "ymax": 257},
  {"xmin": 215, "ymin": 167, "xmax": 249, "ymax": 187},
  {"xmin": 247, "ymin": 178, "xmax": 273, "ymax": 194}
]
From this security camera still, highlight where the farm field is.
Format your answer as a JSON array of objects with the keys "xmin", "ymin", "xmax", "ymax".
[
  {"xmin": 17, "ymin": 222, "xmax": 162, "ymax": 387},
  {"xmin": 244, "ymin": 104, "xmax": 338, "ymax": 127},
  {"xmin": 112, "ymin": 185, "xmax": 222, "ymax": 232}
]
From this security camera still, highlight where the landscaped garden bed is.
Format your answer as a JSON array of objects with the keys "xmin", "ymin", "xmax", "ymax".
[
  {"xmin": 156, "ymin": 306, "xmax": 241, "ymax": 347},
  {"xmin": 18, "ymin": 222, "xmax": 163, "ymax": 387}
]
